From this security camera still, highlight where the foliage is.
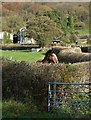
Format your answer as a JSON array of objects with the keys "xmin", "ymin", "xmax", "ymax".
[
  {"xmin": 2, "ymin": 100, "xmax": 38, "ymax": 118},
  {"xmin": 74, "ymin": 21, "xmax": 86, "ymax": 30},
  {"xmin": 2, "ymin": 15, "xmax": 24, "ymax": 33},
  {"xmin": 2, "ymin": 2, "xmax": 89, "ymax": 32},
  {"xmin": 54, "ymin": 87, "xmax": 90, "ymax": 117},
  {"xmin": 7, "ymin": 33, "xmax": 10, "ymax": 41},
  {"xmin": 67, "ymin": 15, "xmax": 74, "ymax": 33},
  {"xmin": 60, "ymin": 35, "xmax": 72, "ymax": 45},
  {"xmin": 87, "ymin": 39, "xmax": 91, "ymax": 46},
  {"xmin": 2, "ymin": 3, "xmax": 89, "ymax": 47},
  {"xmin": 69, "ymin": 33, "xmax": 78, "ymax": 43},
  {"xmin": 3, "ymin": 32, "xmax": 11, "ymax": 44},
  {"xmin": 2, "ymin": 98, "xmax": 90, "ymax": 118},
  {"xmin": 2, "ymin": 58, "xmax": 90, "ymax": 112},
  {"xmin": 3, "ymin": 100, "xmax": 29, "ymax": 118},
  {"xmin": 3, "ymin": 32, "xmax": 7, "ymax": 41},
  {"xmin": 43, "ymin": 10, "xmax": 67, "ymax": 29},
  {"xmin": 26, "ymin": 15, "xmax": 63, "ymax": 47},
  {"xmin": 2, "ymin": 100, "xmax": 73, "ymax": 118}
]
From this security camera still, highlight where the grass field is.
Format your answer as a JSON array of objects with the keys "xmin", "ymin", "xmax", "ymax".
[
  {"xmin": 75, "ymin": 28, "xmax": 89, "ymax": 35},
  {"xmin": 0, "ymin": 50, "xmax": 45, "ymax": 62}
]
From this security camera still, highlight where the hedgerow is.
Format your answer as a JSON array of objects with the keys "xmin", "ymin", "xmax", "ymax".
[{"xmin": 2, "ymin": 58, "xmax": 90, "ymax": 111}]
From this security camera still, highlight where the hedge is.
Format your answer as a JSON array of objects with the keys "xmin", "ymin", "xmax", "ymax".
[
  {"xmin": 53, "ymin": 47, "xmax": 91, "ymax": 63},
  {"xmin": 2, "ymin": 58, "xmax": 90, "ymax": 111}
]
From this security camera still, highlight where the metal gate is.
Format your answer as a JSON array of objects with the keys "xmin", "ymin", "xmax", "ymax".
[{"xmin": 48, "ymin": 82, "xmax": 91, "ymax": 115}]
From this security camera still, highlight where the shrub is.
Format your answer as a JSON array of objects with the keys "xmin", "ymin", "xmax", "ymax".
[
  {"xmin": 3, "ymin": 100, "xmax": 29, "ymax": 118},
  {"xmin": 69, "ymin": 33, "xmax": 78, "ymax": 43},
  {"xmin": 3, "ymin": 32, "xmax": 11, "ymax": 44},
  {"xmin": 2, "ymin": 58, "xmax": 90, "ymax": 111},
  {"xmin": 53, "ymin": 47, "xmax": 91, "ymax": 63}
]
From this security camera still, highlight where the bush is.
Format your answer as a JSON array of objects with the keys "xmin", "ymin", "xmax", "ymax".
[
  {"xmin": 69, "ymin": 33, "xmax": 78, "ymax": 43},
  {"xmin": 53, "ymin": 47, "xmax": 91, "ymax": 63},
  {"xmin": 3, "ymin": 100, "xmax": 29, "ymax": 118},
  {"xmin": 74, "ymin": 22, "xmax": 86, "ymax": 29},
  {"xmin": 2, "ymin": 58, "xmax": 90, "ymax": 111},
  {"xmin": 3, "ymin": 32, "xmax": 11, "ymax": 44}
]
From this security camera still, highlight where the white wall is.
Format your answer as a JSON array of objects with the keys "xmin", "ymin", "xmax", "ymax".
[{"xmin": 0, "ymin": 32, "xmax": 13, "ymax": 40}]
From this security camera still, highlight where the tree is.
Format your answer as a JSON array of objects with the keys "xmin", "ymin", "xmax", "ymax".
[
  {"xmin": 43, "ymin": 10, "xmax": 67, "ymax": 30},
  {"xmin": 67, "ymin": 15, "xmax": 74, "ymax": 33},
  {"xmin": 26, "ymin": 16, "xmax": 63, "ymax": 47}
]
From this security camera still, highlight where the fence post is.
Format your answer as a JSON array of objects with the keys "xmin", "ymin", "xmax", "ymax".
[
  {"xmin": 53, "ymin": 83, "xmax": 56, "ymax": 108},
  {"xmin": 48, "ymin": 83, "xmax": 51, "ymax": 112}
]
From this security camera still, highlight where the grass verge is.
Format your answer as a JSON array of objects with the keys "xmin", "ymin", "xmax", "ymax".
[
  {"xmin": 0, "ymin": 50, "xmax": 44, "ymax": 62},
  {"xmin": 2, "ymin": 100, "xmax": 72, "ymax": 119}
]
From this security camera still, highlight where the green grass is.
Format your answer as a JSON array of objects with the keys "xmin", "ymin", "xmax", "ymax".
[
  {"xmin": 0, "ymin": 50, "xmax": 45, "ymax": 62},
  {"xmin": 75, "ymin": 28, "xmax": 89, "ymax": 35},
  {"xmin": 2, "ymin": 100, "xmax": 72, "ymax": 119},
  {"xmin": 2, "ymin": 100, "xmax": 90, "ymax": 119}
]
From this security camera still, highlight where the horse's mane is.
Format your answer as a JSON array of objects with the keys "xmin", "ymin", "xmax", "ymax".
[
  {"xmin": 37, "ymin": 48, "xmax": 58, "ymax": 64},
  {"xmin": 45, "ymin": 49, "xmax": 54, "ymax": 56}
]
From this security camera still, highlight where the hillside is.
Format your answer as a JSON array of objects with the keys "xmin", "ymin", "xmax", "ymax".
[
  {"xmin": 2, "ymin": 2, "xmax": 89, "ymax": 31},
  {"xmin": 2, "ymin": 2, "xmax": 89, "ymax": 46}
]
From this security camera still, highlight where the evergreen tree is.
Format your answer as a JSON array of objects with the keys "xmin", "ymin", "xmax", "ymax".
[{"xmin": 67, "ymin": 15, "xmax": 74, "ymax": 33}]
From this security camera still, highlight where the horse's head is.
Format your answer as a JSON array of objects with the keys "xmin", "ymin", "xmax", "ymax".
[
  {"xmin": 45, "ymin": 49, "xmax": 54, "ymax": 56},
  {"xmin": 42, "ymin": 51, "xmax": 59, "ymax": 64}
]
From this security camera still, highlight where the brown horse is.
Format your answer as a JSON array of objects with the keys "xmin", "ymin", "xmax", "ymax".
[
  {"xmin": 42, "ymin": 53, "xmax": 58, "ymax": 64},
  {"xmin": 37, "ymin": 49, "xmax": 59, "ymax": 64}
]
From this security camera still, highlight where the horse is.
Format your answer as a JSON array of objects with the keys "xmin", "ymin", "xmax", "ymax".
[
  {"xmin": 42, "ymin": 53, "xmax": 58, "ymax": 64},
  {"xmin": 37, "ymin": 49, "xmax": 59, "ymax": 64}
]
